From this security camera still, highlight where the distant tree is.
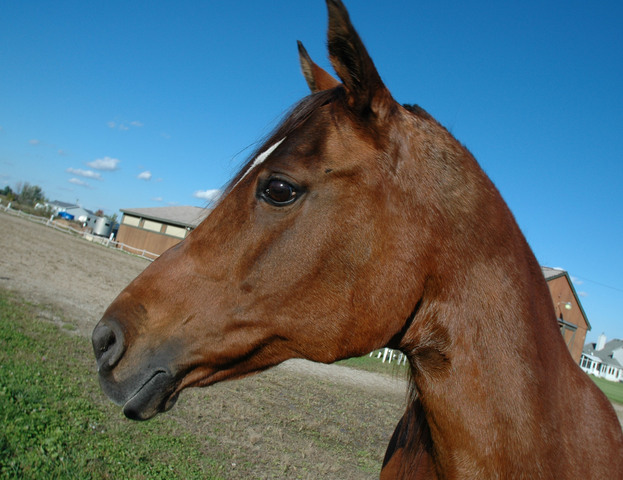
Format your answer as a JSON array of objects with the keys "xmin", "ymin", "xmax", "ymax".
[
  {"xmin": 1, "ymin": 185, "xmax": 13, "ymax": 197},
  {"xmin": 16, "ymin": 182, "xmax": 46, "ymax": 206},
  {"xmin": 106, "ymin": 213, "xmax": 118, "ymax": 224},
  {"xmin": 95, "ymin": 209, "xmax": 104, "ymax": 217}
]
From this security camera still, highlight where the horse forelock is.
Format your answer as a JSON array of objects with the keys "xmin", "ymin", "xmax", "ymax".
[
  {"xmin": 229, "ymin": 138, "xmax": 287, "ymax": 192},
  {"xmin": 224, "ymin": 88, "xmax": 342, "ymax": 195},
  {"xmin": 224, "ymin": 91, "xmax": 437, "ymax": 200}
]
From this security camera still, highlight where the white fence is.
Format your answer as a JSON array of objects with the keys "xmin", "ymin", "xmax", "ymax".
[
  {"xmin": 0, "ymin": 203, "xmax": 159, "ymax": 261},
  {"xmin": 369, "ymin": 348, "xmax": 408, "ymax": 366}
]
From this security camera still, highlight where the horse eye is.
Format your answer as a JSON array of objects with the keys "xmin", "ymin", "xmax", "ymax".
[{"xmin": 262, "ymin": 179, "xmax": 298, "ymax": 205}]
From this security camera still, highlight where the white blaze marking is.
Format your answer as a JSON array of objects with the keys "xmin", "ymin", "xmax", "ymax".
[{"xmin": 231, "ymin": 137, "xmax": 286, "ymax": 191}]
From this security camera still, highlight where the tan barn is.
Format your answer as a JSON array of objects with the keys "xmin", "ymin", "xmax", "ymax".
[
  {"xmin": 542, "ymin": 266, "xmax": 591, "ymax": 364},
  {"xmin": 116, "ymin": 206, "xmax": 210, "ymax": 258}
]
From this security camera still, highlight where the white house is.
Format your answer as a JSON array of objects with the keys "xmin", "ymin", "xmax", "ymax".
[
  {"xmin": 580, "ymin": 335, "xmax": 623, "ymax": 382},
  {"xmin": 47, "ymin": 200, "xmax": 93, "ymax": 223}
]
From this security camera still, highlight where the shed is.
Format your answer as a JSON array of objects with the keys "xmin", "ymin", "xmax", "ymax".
[{"xmin": 116, "ymin": 206, "xmax": 210, "ymax": 257}]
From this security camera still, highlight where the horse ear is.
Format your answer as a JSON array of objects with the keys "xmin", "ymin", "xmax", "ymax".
[
  {"xmin": 326, "ymin": 0, "xmax": 393, "ymax": 117},
  {"xmin": 297, "ymin": 41, "xmax": 340, "ymax": 93}
]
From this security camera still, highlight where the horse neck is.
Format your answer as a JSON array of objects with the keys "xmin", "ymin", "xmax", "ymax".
[
  {"xmin": 402, "ymin": 245, "xmax": 571, "ymax": 476},
  {"xmin": 394, "ymin": 134, "xmax": 572, "ymax": 476}
]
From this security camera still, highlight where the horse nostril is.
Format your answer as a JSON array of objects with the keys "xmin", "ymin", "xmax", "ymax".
[{"xmin": 92, "ymin": 320, "xmax": 126, "ymax": 372}]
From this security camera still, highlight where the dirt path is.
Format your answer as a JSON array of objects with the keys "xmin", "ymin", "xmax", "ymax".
[{"xmin": 0, "ymin": 212, "xmax": 147, "ymax": 336}]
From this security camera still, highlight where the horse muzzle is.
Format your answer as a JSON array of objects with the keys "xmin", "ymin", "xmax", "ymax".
[{"xmin": 92, "ymin": 317, "xmax": 180, "ymax": 421}]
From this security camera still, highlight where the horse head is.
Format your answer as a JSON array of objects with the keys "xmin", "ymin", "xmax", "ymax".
[{"xmin": 93, "ymin": 0, "xmax": 440, "ymax": 421}]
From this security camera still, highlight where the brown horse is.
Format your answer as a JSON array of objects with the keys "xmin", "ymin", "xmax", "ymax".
[{"xmin": 92, "ymin": 1, "xmax": 623, "ymax": 478}]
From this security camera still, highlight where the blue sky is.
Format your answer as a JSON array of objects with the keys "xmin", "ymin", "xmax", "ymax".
[{"xmin": 1, "ymin": 1, "xmax": 622, "ymax": 342}]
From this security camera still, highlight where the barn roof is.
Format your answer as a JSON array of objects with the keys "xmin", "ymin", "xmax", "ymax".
[
  {"xmin": 121, "ymin": 206, "xmax": 210, "ymax": 229},
  {"xmin": 49, "ymin": 200, "xmax": 77, "ymax": 209},
  {"xmin": 541, "ymin": 266, "xmax": 567, "ymax": 280}
]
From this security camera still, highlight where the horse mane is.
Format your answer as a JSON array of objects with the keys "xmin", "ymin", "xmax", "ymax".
[
  {"xmin": 224, "ymin": 87, "xmax": 343, "ymax": 194},
  {"xmin": 401, "ymin": 103, "xmax": 432, "ymax": 121},
  {"xmin": 225, "ymin": 95, "xmax": 441, "ymax": 198}
]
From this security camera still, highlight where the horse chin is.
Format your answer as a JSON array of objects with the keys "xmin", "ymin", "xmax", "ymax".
[
  {"xmin": 122, "ymin": 370, "xmax": 180, "ymax": 421},
  {"xmin": 100, "ymin": 369, "xmax": 179, "ymax": 421}
]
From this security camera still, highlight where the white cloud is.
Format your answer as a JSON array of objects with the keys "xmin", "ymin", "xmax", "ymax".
[
  {"xmin": 193, "ymin": 189, "xmax": 221, "ymax": 203},
  {"xmin": 68, "ymin": 178, "xmax": 91, "ymax": 188},
  {"xmin": 151, "ymin": 197, "xmax": 163, "ymax": 202},
  {"xmin": 108, "ymin": 119, "xmax": 143, "ymax": 131},
  {"xmin": 137, "ymin": 170, "xmax": 152, "ymax": 181},
  {"xmin": 66, "ymin": 167, "xmax": 102, "ymax": 180},
  {"xmin": 29, "ymin": 139, "xmax": 40, "ymax": 145},
  {"xmin": 578, "ymin": 291, "xmax": 588, "ymax": 297},
  {"xmin": 571, "ymin": 276, "xmax": 584, "ymax": 286},
  {"xmin": 87, "ymin": 156, "xmax": 120, "ymax": 171}
]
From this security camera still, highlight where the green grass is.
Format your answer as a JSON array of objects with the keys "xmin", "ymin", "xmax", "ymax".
[
  {"xmin": 589, "ymin": 375, "xmax": 623, "ymax": 405},
  {"xmin": 0, "ymin": 291, "xmax": 225, "ymax": 480}
]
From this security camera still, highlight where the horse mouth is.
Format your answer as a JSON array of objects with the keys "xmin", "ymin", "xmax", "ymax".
[{"xmin": 121, "ymin": 370, "xmax": 179, "ymax": 421}]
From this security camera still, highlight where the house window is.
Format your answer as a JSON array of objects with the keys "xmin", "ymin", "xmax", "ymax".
[
  {"xmin": 123, "ymin": 215, "xmax": 140, "ymax": 227},
  {"xmin": 142, "ymin": 219, "xmax": 163, "ymax": 232},
  {"xmin": 166, "ymin": 225, "xmax": 187, "ymax": 238}
]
